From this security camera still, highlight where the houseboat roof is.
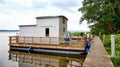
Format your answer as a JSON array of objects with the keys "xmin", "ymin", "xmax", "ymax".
[
  {"xmin": 19, "ymin": 25, "xmax": 36, "ymax": 27},
  {"xmin": 36, "ymin": 15, "xmax": 68, "ymax": 20},
  {"xmin": 19, "ymin": 15, "xmax": 68, "ymax": 27}
]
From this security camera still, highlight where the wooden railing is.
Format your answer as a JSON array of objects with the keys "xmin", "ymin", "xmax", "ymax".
[{"xmin": 9, "ymin": 36, "xmax": 87, "ymax": 46}]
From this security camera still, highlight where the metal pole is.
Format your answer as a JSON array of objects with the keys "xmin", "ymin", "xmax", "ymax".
[{"xmin": 111, "ymin": 35, "xmax": 115, "ymax": 57}]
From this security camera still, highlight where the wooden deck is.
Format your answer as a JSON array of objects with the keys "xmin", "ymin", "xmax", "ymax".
[
  {"xmin": 9, "ymin": 43, "xmax": 85, "ymax": 50},
  {"xmin": 9, "ymin": 36, "xmax": 87, "ymax": 50}
]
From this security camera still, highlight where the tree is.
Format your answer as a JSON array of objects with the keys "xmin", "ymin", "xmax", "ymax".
[{"xmin": 79, "ymin": 0, "xmax": 120, "ymax": 34}]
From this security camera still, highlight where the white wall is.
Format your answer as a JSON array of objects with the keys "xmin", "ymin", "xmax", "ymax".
[
  {"xmin": 19, "ymin": 18, "xmax": 60, "ymax": 37},
  {"xmin": 36, "ymin": 18, "xmax": 59, "ymax": 37},
  {"xmin": 19, "ymin": 26, "xmax": 37, "ymax": 36},
  {"xmin": 59, "ymin": 17, "xmax": 67, "ymax": 37}
]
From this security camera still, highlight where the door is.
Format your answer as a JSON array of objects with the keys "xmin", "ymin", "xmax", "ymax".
[{"xmin": 45, "ymin": 28, "xmax": 49, "ymax": 37}]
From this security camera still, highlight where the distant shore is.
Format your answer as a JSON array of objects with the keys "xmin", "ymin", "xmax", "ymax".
[{"xmin": 0, "ymin": 30, "xmax": 19, "ymax": 32}]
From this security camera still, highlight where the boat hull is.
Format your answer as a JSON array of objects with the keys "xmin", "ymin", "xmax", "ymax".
[{"xmin": 10, "ymin": 46, "xmax": 85, "ymax": 56}]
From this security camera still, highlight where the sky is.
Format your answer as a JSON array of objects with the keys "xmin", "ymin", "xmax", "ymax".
[{"xmin": 0, "ymin": 0, "xmax": 90, "ymax": 32}]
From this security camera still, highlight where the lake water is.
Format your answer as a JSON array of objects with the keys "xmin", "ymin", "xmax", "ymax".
[{"xmin": 0, "ymin": 32, "xmax": 85, "ymax": 67}]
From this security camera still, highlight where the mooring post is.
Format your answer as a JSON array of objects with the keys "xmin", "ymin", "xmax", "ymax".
[
  {"xmin": 111, "ymin": 35, "xmax": 115, "ymax": 57},
  {"xmin": 102, "ymin": 34, "xmax": 106, "ymax": 44}
]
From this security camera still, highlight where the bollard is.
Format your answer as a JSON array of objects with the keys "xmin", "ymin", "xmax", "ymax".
[
  {"xmin": 103, "ymin": 34, "xmax": 106, "ymax": 44},
  {"xmin": 111, "ymin": 35, "xmax": 115, "ymax": 57}
]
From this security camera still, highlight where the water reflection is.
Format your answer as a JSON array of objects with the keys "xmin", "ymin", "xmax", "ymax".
[{"xmin": 9, "ymin": 51, "xmax": 85, "ymax": 67}]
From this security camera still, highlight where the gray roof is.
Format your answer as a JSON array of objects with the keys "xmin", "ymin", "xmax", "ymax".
[
  {"xmin": 36, "ymin": 15, "xmax": 68, "ymax": 20},
  {"xmin": 19, "ymin": 25, "xmax": 36, "ymax": 27},
  {"xmin": 19, "ymin": 15, "xmax": 68, "ymax": 27}
]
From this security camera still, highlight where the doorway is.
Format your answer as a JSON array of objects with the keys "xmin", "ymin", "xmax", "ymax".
[{"xmin": 45, "ymin": 28, "xmax": 49, "ymax": 37}]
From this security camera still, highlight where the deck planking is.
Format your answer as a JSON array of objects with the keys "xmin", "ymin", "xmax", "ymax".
[{"xmin": 9, "ymin": 43, "xmax": 85, "ymax": 50}]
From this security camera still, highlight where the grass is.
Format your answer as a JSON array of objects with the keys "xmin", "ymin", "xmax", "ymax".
[{"xmin": 104, "ymin": 34, "xmax": 120, "ymax": 67}]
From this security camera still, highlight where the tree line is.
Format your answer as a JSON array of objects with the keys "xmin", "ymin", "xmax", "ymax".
[{"xmin": 79, "ymin": 0, "xmax": 120, "ymax": 35}]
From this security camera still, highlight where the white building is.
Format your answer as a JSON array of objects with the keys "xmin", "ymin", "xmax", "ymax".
[
  {"xmin": 18, "ymin": 15, "xmax": 68, "ymax": 44},
  {"xmin": 19, "ymin": 15, "xmax": 68, "ymax": 37}
]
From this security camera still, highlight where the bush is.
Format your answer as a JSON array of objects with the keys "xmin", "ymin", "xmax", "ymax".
[
  {"xmin": 71, "ymin": 32, "xmax": 86, "ymax": 36},
  {"xmin": 71, "ymin": 32, "xmax": 80, "ymax": 36},
  {"xmin": 104, "ymin": 34, "xmax": 120, "ymax": 67}
]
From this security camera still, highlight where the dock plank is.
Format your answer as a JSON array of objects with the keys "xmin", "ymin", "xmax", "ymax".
[
  {"xmin": 9, "ymin": 43, "xmax": 85, "ymax": 50},
  {"xmin": 82, "ymin": 36, "xmax": 114, "ymax": 67}
]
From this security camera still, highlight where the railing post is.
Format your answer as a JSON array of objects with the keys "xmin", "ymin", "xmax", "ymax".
[
  {"xmin": 32, "ymin": 37, "xmax": 33, "ymax": 43},
  {"xmin": 49, "ymin": 37, "xmax": 51, "ymax": 44},
  {"xmin": 40, "ymin": 37, "xmax": 42, "ymax": 44},
  {"xmin": 79, "ymin": 38, "xmax": 82, "ymax": 45},
  {"xmin": 58, "ymin": 37, "xmax": 59, "ymax": 44},
  {"xmin": 70, "ymin": 36, "xmax": 72, "ymax": 46},
  {"xmin": 84, "ymin": 35, "xmax": 87, "ymax": 42},
  {"xmin": 16, "ymin": 36, "xmax": 18, "ymax": 43},
  {"xmin": 24, "ymin": 37, "xmax": 25, "ymax": 43},
  {"xmin": 77, "ymin": 36, "xmax": 80, "ymax": 45}
]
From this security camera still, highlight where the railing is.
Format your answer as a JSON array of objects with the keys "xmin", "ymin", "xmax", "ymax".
[{"xmin": 9, "ymin": 36, "xmax": 87, "ymax": 46}]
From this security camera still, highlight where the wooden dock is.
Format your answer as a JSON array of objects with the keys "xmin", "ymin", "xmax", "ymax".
[
  {"xmin": 82, "ymin": 36, "xmax": 114, "ymax": 67},
  {"xmin": 9, "ymin": 43, "xmax": 85, "ymax": 50},
  {"xmin": 9, "ymin": 36, "xmax": 87, "ymax": 52}
]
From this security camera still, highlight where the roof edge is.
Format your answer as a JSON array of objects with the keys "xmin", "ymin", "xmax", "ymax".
[
  {"xmin": 35, "ymin": 15, "xmax": 68, "ymax": 20},
  {"xmin": 19, "ymin": 25, "xmax": 36, "ymax": 27}
]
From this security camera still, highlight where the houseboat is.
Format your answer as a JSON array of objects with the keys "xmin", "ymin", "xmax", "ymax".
[{"xmin": 9, "ymin": 15, "xmax": 87, "ymax": 55}]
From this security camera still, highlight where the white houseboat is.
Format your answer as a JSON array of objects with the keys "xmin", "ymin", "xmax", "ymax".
[{"xmin": 9, "ymin": 15, "xmax": 87, "ymax": 55}]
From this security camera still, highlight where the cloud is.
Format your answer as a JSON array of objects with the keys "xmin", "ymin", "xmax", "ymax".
[
  {"xmin": 0, "ymin": 1, "xmax": 4, "ymax": 4},
  {"xmin": 32, "ymin": 0, "xmax": 48, "ymax": 9},
  {"xmin": 0, "ymin": 0, "xmax": 89, "ymax": 31},
  {"xmin": 51, "ymin": 0, "xmax": 80, "ymax": 7},
  {"xmin": 68, "ymin": 21, "xmax": 90, "ymax": 32},
  {"xmin": 50, "ymin": 0, "xmax": 81, "ymax": 12}
]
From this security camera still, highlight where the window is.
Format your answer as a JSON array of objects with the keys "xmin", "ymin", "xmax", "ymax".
[{"xmin": 63, "ymin": 27, "xmax": 65, "ymax": 32}]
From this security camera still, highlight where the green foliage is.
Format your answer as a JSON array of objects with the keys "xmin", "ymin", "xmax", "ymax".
[
  {"xmin": 79, "ymin": 0, "xmax": 120, "ymax": 34},
  {"xmin": 111, "ymin": 57, "xmax": 120, "ymax": 67},
  {"xmin": 104, "ymin": 35, "xmax": 111, "ymax": 54},
  {"xmin": 104, "ymin": 34, "xmax": 120, "ymax": 67},
  {"xmin": 71, "ymin": 32, "xmax": 80, "ymax": 36},
  {"xmin": 71, "ymin": 32, "xmax": 85, "ymax": 36}
]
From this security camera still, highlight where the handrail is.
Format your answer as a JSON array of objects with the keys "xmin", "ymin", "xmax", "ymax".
[{"xmin": 9, "ymin": 36, "xmax": 86, "ymax": 46}]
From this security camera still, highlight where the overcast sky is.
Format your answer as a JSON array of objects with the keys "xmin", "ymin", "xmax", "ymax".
[{"xmin": 0, "ymin": 0, "xmax": 90, "ymax": 31}]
